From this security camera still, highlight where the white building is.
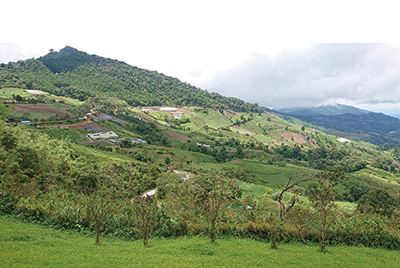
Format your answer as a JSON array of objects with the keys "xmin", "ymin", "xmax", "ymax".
[{"xmin": 87, "ymin": 131, "xmax": 118, "ymax": 140}]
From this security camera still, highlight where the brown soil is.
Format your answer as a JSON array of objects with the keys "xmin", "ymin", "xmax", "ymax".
[
  {"xmin": 225, "ymin": 111, "xmax": 236, "ymax": 117},
  {"xmin": 232, "ymin": 125, "xmax": 241, "ymax": 129},
  {"xmin": 165, "ymin": 130, "xmax": 193, "ymax": 142},
  {"xmin": 14, "ymin": 104, "xmax": 76, "ymax": 117},
  {"xmin": 41, "ymin": 120, "xmax": 108, "ymax": 131},
  {"xmin": 281, "ymin": 132, "xmax": 307, "ymax": 144}
]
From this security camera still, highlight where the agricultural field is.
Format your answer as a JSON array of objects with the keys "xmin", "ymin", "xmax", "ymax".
[
  {"xmin": 13, "ymin": 103, "xmax": 77, "ymax": 120},
  {"xmin": 0, "ymin": 88, "xmax": 32, "ymax": 99}
]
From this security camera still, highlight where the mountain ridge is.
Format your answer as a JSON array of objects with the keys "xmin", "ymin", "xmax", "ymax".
[
  {"xmin": 277, "ymin": 103, "xmax": 369, "ymax": 116},
  {"xmin": 0, "ymin": 46, "xmax": 264, "ymax": 114}
]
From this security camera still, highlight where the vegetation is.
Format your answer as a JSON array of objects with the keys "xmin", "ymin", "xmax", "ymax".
[
  {"xmin": 1, "ymin": 48, "xmax": 400, "ymax": 266},
  {"xmin": 0, "ymin": 47, "xmax": 264, "ymax": 113},
  {"xmin": 2, "ymin": 216, "xmax": 400, "ymax": 268}
]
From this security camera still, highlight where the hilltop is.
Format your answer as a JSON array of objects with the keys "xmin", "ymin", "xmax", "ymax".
[{"xmin": 0, "ymin": 46, "xmax": 263, "ymax": 113}]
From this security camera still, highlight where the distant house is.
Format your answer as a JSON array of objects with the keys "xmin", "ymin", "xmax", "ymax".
[
  {"xmin": 87, "ymin": 131, "xmax": 118, "ymax": 140},
  {"xmin": 336, "ymin": 137, "xmax": 350, "ymax": 143},
  {"xmin": 160, "ymin": 107, "xmax": 177, "ymax": 111},
  {"xmin": 131, "ymin": 138, "xmax": 147, "ymax": 144},
  {"xmin": 21, "ymin": 121, "xmax": 31, "ymax": 124},
  {"xmin": 109, "ymin": 138, "xmax": 125, "ymax": 145},
  {"xmin": 172, "ymin": 112, "xmax": 183, "ymax": 119}
]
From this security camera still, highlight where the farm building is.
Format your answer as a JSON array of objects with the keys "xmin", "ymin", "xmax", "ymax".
[
  {"xmin": 336, "ymin": 137, "xmax": 350, "ymax": 143},
  {"xmin": 87, "ymin": 131, "xmax": 118, "ymax": 140},
  {"xmin": 131, "ymin": 138, "xmax": 147, "ymax": 144},
  {"xmin": 160, "ymin": 107, "xmax": 177, "ymax": 111},
  {"xmin": 172, "ymin": 112, "xmax": 183, "ymax": 119},
  {"xmin": 109, "ymin": 138, "xmax": 126, "ymax": 144}
]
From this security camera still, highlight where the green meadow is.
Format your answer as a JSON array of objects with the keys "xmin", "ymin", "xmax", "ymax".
[{"xmin": 1, "ymin": 216, "xmax": 398, "ymax": 268}]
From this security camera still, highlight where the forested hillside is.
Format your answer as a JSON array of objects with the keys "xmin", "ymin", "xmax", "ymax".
[{"xmin": 0, "ymin": 46, "xmax": 263, "ymax": 113}]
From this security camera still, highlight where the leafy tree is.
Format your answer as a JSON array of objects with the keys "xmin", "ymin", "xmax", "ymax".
[
  {"xmin": 85, "ymin": 186, "xmax": 114, "ymax": 245},
  {"xmin": 129, "ymin": 195, "xmax": 158, "ymax": 246},
  {"xmin": 197, "ymin": 174, "xmax": 238, "ymax": 243},
  {"xmin": 308, "ymin": 169, "xmax": 343, "ymax": 252},
  {"xmin": 357, "ymin": 188, "xmax": 396, "ymax": 217}
]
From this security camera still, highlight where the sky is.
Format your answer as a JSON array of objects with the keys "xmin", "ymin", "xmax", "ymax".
[{"xmin": 2, "ymin": 0, "xmax": 400, "ymax": 115}]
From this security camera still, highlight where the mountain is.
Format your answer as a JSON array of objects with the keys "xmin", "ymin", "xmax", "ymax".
[
  {"xmin": 277, "ymin": 104, "xmax": 369, "ymax": 116},
  {"xmin": 0, "ymin": 46, "xmax": 264, "ymax": 114},
  {"xmin": 277, "ymin": 104, "xmax": 400, "ymax": 147}
]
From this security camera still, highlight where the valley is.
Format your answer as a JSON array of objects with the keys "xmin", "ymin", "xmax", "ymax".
[{"xmin": 1, "ymin": 47, "xmax": 400, "ymax": 266}]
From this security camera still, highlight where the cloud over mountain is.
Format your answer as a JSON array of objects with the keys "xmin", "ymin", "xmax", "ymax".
[{"xmin": 201, "ymin": 44, "xmax": 400, "ymax": 111}]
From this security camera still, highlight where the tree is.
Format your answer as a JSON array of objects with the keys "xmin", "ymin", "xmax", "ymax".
[
  {"xmin": 308, "ymin": 169, "xmax": 343, "ymax": 252},
  {"xmin": 85, "ymin": 185, "xmax": 114, "ymax": 245},
  {"xmin": 198, "ymin": 174, "xmax": 237, "ymax": 243},
  {"xmin": 357, "ymin": 188, "xmax": 396, "ymax": 217},
  {"xmin": 129, "ymin": 195, "xmax": 158, "ymax": 246},
  {"xmin": 277, "ymin": 173, "xmax": 311, "ymax": 220},
  {"xmin": 165, "ymin": 156, "xmax": 171, "ymax": 165}
]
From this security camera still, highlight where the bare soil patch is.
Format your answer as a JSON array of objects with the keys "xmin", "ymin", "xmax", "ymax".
[
  {"xmin": 42, "ymin": 120, "xmax": 108, "ymax": 131},
  {"xmin": 225, "ymin": 111, "xmax": 236, "ymax": 117},
  {"xmin": 281, "ymin": 132, "xmax": 307, "ymax": 144},
  {"xmin": 14, "ymin": 104, "xmax": 76, "ymax": 117},
  {"xmin": 232, "ymin": 125, "xmax": 241, "ymax": 129},
  {"xmin": 165, "ymin": 130, "xmax": 193, "ymax": 142}
]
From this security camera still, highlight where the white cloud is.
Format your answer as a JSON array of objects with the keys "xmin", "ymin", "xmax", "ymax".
[{"xmin": 201, "ymin": 44, "xmax": 400, "ymax": 113}]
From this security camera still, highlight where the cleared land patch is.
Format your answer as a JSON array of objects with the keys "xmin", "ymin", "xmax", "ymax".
[
  {"xmin": 281, "ymin": 132, "xmax": 307, "ymax": 144},
  {"xmin": 42, "ymin": 120, "xmax": 108, "ymax": 131},
  {"xmin": 165, "ymin": 130, "xmax": 193, "ymax": 142},
  {"xmin": 14, "ymin": 104, "xmax": 76, "ymax": 118}
]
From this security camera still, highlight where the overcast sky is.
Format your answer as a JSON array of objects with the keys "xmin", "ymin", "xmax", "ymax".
[{"xmin": 2, "ymin": 0, "xmax": 400, "ymax": 115}]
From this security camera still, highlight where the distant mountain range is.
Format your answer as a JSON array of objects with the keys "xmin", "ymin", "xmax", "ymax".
[
  {"xmin": 277, "ymin": 104, "xmax": 369, "ymax": 116},
  {"xmin": 277, "ymin": 104, "xmax": 400, "ymax": 147}
]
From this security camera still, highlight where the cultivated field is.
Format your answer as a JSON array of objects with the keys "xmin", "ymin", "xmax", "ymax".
[{"xmin": 13, "ymin": 103, "xmax": 76, "ymax": 119}]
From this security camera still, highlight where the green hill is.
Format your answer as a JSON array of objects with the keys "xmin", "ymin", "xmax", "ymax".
[
  {"xmin": 0, "ymin": 46, "xmax": 263, "ymax": 113},
  {"xmin": 1, "ymin": 48, "xmax": 400, "ymax": 254}
]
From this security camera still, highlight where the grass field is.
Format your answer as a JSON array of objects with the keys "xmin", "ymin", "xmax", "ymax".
[
  {"xmin": 0, "ymin": 88, "xmax": 31, "ymax": 99},
  {"xmin": 1, "ymin": 216, "xmax": 398, "ymax": 267}
]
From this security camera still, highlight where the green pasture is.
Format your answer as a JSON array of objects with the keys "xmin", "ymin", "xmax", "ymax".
[
  {"xmin": 40, "ymin": 128, "xmax": 87, "ymax": 143},
  {"xmin": 46, "ymin": 95, "xmax": 84, "ymax": 106},
  {"xmin": 1, "ymin": 216, "xmax": 398, "ymax": 268},
  {"xmin": 0, "ymin": 88, "xmax": 31, "ymax": 99}
]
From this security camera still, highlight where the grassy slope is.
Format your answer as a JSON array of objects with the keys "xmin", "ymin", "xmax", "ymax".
[{"xmin": 1, "ymin": 216, "xmax": 398, "ymax": 268}]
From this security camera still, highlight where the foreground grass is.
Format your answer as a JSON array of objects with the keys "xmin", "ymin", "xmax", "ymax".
[{"xmin": 1, "ymin": 216, "xmax": 399, "ymax": 267}]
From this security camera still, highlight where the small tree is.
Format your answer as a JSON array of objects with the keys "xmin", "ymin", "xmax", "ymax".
[
  {"xmin": 130, "ymin": 195, "xmax": 158, "ymax": 246},
  {"xmin": 277, "ymin": 173, "xmax": 311, "ymax": 220},
  {"xmin": 308, "ymin": 169, "xmax": 343, "ymax": 252},
  {"xmin": 198, "ymin": 174, "xmax": 238, "ymax": 243},
  {"xmin": 85, "ymin": 186, "xmax": 114, "ymax": 245}
]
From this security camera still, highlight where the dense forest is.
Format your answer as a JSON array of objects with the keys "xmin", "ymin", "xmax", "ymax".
[{"xmin": 0, "ymin": 46, "xmax": 264, "ymax": 113}]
